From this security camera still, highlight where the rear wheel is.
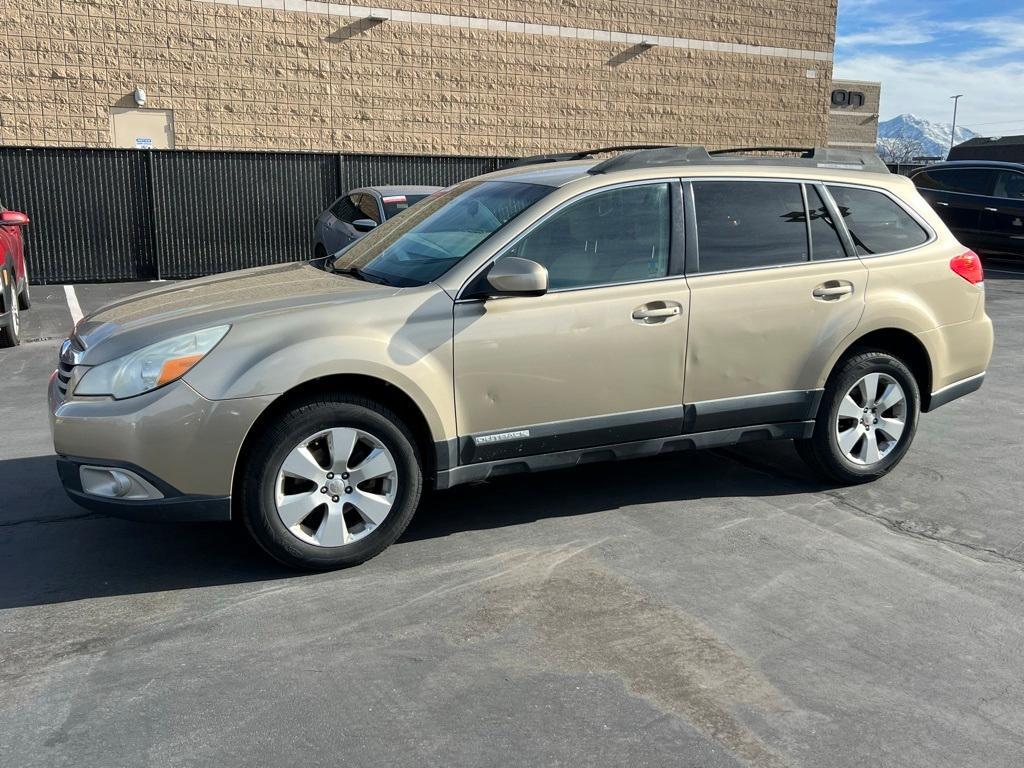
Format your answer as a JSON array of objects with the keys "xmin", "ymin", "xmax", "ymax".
[
  {"xmin": 0, "ymin": 271, "xmax": 21, "ymax": 347},
  {"xmin": 796, "ymin": 351, "xmax": 920, "ymax": 484},
  {"xmin": 239, "ymin": 394, "xmax": 423, "ymax": 570}
]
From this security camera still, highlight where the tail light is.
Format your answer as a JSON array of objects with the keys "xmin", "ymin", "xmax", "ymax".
[{"xmin": 950, "ymin": 250, "xmax": 984, "ymax": 284}]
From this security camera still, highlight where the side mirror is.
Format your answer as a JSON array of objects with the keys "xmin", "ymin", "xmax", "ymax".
[
  {"xmin": 0, "ymin": 210, "xmax": 29, "ymax": 227},
  {"xmin": 483, "ymin": 257, "xmax": 548, "ymax": 298},
  {"xmin": 352, "ymin": 218, "xmax": 377, "ymax": 233}
]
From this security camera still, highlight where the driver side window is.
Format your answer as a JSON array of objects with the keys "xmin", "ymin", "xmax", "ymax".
[{"xmin": 509, "ymin": 183, "xmax": 671, "ymax": 290}]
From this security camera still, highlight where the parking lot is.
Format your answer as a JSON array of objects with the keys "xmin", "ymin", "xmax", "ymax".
[{"xmin": 2, "ymin": 264, "xmax": 1023, "ymax": 767}]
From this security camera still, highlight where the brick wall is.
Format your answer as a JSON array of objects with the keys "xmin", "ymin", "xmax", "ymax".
[{"xmin": 0, "ymin": 0, "xmax": 838, "ymax": 154}]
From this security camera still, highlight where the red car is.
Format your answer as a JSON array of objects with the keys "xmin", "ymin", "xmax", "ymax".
[{"xmin": 0, "ymin": 203, "xmax": 31, "ymax": 347}]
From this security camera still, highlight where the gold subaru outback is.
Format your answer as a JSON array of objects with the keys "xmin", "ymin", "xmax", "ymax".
[{"xmin": 49, "ymin": 147, "xmax": 993, "ymax": 570}]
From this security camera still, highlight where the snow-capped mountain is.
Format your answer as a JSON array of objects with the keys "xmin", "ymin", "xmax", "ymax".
[{"xmin": 877, "ymin": 114, "xmax": 979, "ymax": 160}]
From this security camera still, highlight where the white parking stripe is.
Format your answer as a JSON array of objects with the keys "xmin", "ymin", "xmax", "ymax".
[{"xmin": 64, "ymin": 285, "xmax": 84, "ymax": 326}]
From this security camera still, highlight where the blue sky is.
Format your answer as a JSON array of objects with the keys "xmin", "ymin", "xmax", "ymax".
[{"xmin": 835, "ymin": 0, "xmax": 1024, "ymax": 134}]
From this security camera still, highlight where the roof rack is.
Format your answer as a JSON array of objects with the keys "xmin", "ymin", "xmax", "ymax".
[
  {"xmin": 587, "ymin": 146, "xmax": 890, "ymax": 175},
  {"xmin": 506, "ymin": 145, "xmax": 673, "ymax": 168}
]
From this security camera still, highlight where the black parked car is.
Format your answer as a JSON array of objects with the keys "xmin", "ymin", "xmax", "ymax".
[{"xmin": 910, "ymin": 161, "xmax": 1024, "ymax": 259}]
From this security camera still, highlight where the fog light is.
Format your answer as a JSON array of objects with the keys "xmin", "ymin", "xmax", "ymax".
[{"xmin": 80, "ymin": 466, "xmax": 164, "ymax": 500}]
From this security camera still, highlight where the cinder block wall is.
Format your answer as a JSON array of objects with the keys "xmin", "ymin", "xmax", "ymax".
[
  {"xmin": 0, "ymin": 0, "xmax": 838, "ymax": 154},
  {"xmin": 828, "ymin": 80, "xmax": 881, "ymax": 149}
]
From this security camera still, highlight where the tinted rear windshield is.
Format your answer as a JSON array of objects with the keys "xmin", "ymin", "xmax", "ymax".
[{"xmin": 332, "ymin": 180, "xmax": 551, "ymax": 287}]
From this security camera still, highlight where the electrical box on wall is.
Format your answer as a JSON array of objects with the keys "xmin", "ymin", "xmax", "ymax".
[{"xmin": 109, "ymin": 108, "xmax": 175, "ymax": 149}]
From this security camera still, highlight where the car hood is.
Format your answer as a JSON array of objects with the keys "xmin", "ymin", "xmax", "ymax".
[{"xmin": 73, "ymin": 261, "xmax": 399, "ymax": 365}]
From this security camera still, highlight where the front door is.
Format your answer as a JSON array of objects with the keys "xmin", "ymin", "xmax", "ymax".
[
  {"xmin": 453, "ymin": 182, "xmax": 689, "ymax": 464},
  {"xmin": 683, "ymin": 180, "xmax": 868, "ymax": 430}
]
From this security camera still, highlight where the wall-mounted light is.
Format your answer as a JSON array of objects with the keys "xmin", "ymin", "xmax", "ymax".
[
  {"xmin": 639, "ymin": 37, "xmax": 657, "ymax": 47},
  {"xmin": 133, "ymin": 87, "xmax": 147, "ymax": 107},
  {"xmin": 368, "ymin": 10, "xmax": 389, "ymax": 21}
]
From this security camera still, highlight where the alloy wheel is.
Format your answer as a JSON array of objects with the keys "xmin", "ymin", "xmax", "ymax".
[
  {"xmin": 835, "ymin": 372, "xmax": 907, "ymax": 466},
  {"xmin": 275, "ymin": 427, "xmax": 398, "ymax": 547}
]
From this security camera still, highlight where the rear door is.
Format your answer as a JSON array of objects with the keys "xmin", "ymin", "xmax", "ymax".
[
  {"xmin": 981, "ymin": 169, "xmax": 1024, "ymax": 256},
  {"xmin": 682, "ymin": 180, "xmax": 868, "ymax": 430},
  {"xmin": 913, "ymin": 167, "xmax": 996, "ymax": 250}
]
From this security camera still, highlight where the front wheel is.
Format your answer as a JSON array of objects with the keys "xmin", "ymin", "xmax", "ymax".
[
  {"xmin": 239, "ymin": 394, "xmax": 423, "ymax": 570},
  {"xmin": 796, "ymin": 351, "xmax": 920, "ymax": 484}
]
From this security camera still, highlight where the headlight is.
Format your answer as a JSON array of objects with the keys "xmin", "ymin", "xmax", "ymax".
[{"xmin": 75, "ymin": 326, "xmax": 229, "ymax": 399}]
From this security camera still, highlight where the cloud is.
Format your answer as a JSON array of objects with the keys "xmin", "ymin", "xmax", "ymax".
[
  {"xmin": 835, "ymin": 2, "xmax": 1024, "ymax": 129},
  {"xmin": 836, "ymin": 52, "xmax": 1024, "ymax": 132}
]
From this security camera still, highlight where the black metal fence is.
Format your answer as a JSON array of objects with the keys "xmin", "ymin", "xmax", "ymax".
[{"xmin": 0, "ymin": 147, "xmax": 510, "ymax": 284}]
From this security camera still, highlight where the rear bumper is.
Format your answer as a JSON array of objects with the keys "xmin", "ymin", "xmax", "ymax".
[
  {"xmin": 927, "ymin": 372, "xmax": 986, "ymax": 412},
  {"xmin": 56, "ymin": 456, "xmax": 231, "ymax": 522}
]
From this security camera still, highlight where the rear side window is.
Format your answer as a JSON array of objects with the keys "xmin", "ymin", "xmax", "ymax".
[
  {"xmin": 693, "ymin": 181, "xmax": 808, "ymax": 272},
  {"xmin": 915, "ymin": 168, "xmax": 996, "ymax": 196},
  {"xmin": 807, "ymin": 186, "xmax": 847, "ymax": 261},
  {"xmin": 827, "ymin": 186, "xmax": 929, "ymax": 255}
]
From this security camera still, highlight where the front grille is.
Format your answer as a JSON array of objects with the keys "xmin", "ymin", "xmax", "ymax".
[
  {"xmin": 56, "ymin": 359, "xmax": 74, "ymax": 397},
  {"xmin": 56, "ymin": 337, "xmax": 84, "ymax": 398}
]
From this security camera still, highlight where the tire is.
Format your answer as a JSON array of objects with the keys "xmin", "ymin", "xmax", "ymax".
[
  {"xmin": 18, "ymin": 274, "xmax": 31, "ymax": 311},
  {"xmin": 239, "ymin": 394, "xmax": 423, "ymax": 571},
  {"xmin": 0, "ymin": 270, "xmax": 21, "ymax": 347},
  {"xmin": 796, "ymin": 351, "xmax": 920, "ymax": 484}
]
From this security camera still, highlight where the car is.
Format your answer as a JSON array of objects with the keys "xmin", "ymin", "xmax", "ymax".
[
  {"xmin": 1, "ymin": 202, "xmax": 31, "ymax": 347},
  {"xmin": 312, "ymin": 185, "xmax": 441, "ymax": 258},
  {"xmin": 910, "ymin": 160, "xmax": 1024, "ymax": 259},
  {"xmin": 49, "ymin": 146, "xmax": 993, "ymax": 571}
]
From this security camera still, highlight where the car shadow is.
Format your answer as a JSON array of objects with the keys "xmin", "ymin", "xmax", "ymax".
[{"xmin": 0, "ymin": 445, "xmax": 823, "ymax": 610}]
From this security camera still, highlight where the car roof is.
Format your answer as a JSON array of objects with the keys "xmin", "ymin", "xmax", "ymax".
[
  {"xmin": 358, "ymin": 185, "xmax": 443, "ymax": 196},
  {"xmin": 911, "ymin": 160, "xmax": 1024, "ymax": 173}
]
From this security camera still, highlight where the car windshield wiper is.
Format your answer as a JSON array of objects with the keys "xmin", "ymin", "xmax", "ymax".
[{"xmin": 333, "ymin": 264, "xmax": 393, "ymax": 286}]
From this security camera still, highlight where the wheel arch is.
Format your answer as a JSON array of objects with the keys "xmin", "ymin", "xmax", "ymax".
[
  {"xmin": 824, "ymin": 327, "xmax": 934, "ymax": 410},
  {"xmin": 230, "ymin": 373, "xmax": 445, "ymax": 519}
]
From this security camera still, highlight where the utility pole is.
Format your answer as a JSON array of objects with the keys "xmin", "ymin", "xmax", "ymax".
[{"xmin": 949, "ymin": 94, "xmax": 964, "ymax": 155}]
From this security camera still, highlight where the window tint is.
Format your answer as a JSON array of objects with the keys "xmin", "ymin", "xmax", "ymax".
[
  {"xmin": 993, "ymin": 171, "xmax": 1024, "ymax": 200},
  {"xmin": 510, "ymin": 183, "xmax": 671, "ymax": 290},
  {"xmin": 827, "ymin": 186, "xmax": 929, "ymax": 255},
  {"xmin": 329, "ymin": 194, "xmax": 361, "ymax": 224},
  {"xmin": 808, "ymin": 186, "xmax": 847, "ymax": 260},
  {"xmin": 917, "ymin": 168, "xmax": 996, "ymax": 195},
  {"xmin": 382, "ymin": 193, "xmax": 430, "ymax": 219},
  {"xmin": 693, "ymin": 181, "xmax": 808, "ymax": 272}
]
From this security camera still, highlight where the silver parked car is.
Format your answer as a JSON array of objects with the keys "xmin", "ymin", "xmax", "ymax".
[{"xmin": 312, "ymin": 185, "xmax": 440, "ymax": 258}]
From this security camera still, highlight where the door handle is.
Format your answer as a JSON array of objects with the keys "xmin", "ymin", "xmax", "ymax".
[
  {"xmin": 984, "ymin": 207, "xmax": 999, "ymax": 212},
  {"xmin": 935, "ymin": 201, "xmax": 950, "ymax": 207},
  {"xmin": 632, "ymin": 303, "xmax": 682, "ymax": 323},
  {"xmin": 812, "ymin": 282, "xmax": 854, "ymax": 301}
]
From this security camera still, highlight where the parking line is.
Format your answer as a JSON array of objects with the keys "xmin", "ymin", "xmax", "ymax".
[{"xmin": 64, "ymin": 285, "xmax": 84, "ymax": 326}]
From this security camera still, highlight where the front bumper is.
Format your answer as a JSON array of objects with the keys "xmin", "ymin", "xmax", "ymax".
[
  {"xmin": 56, "ymin": 456, "xmax": 231, "ymax": 522},
  {"xmin": 50, "ymin": 374, "xmax": 275, "ymax": 520}
]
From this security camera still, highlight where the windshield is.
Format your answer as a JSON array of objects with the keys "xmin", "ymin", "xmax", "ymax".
[{"xmin": 331, "ymin": 180, "xmax": 551, "ymax": 286}]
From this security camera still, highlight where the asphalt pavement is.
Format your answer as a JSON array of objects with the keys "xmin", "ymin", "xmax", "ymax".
[{"xmin": 1, "ymin": 266, "xmax": 1024, "ymax": 767}]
